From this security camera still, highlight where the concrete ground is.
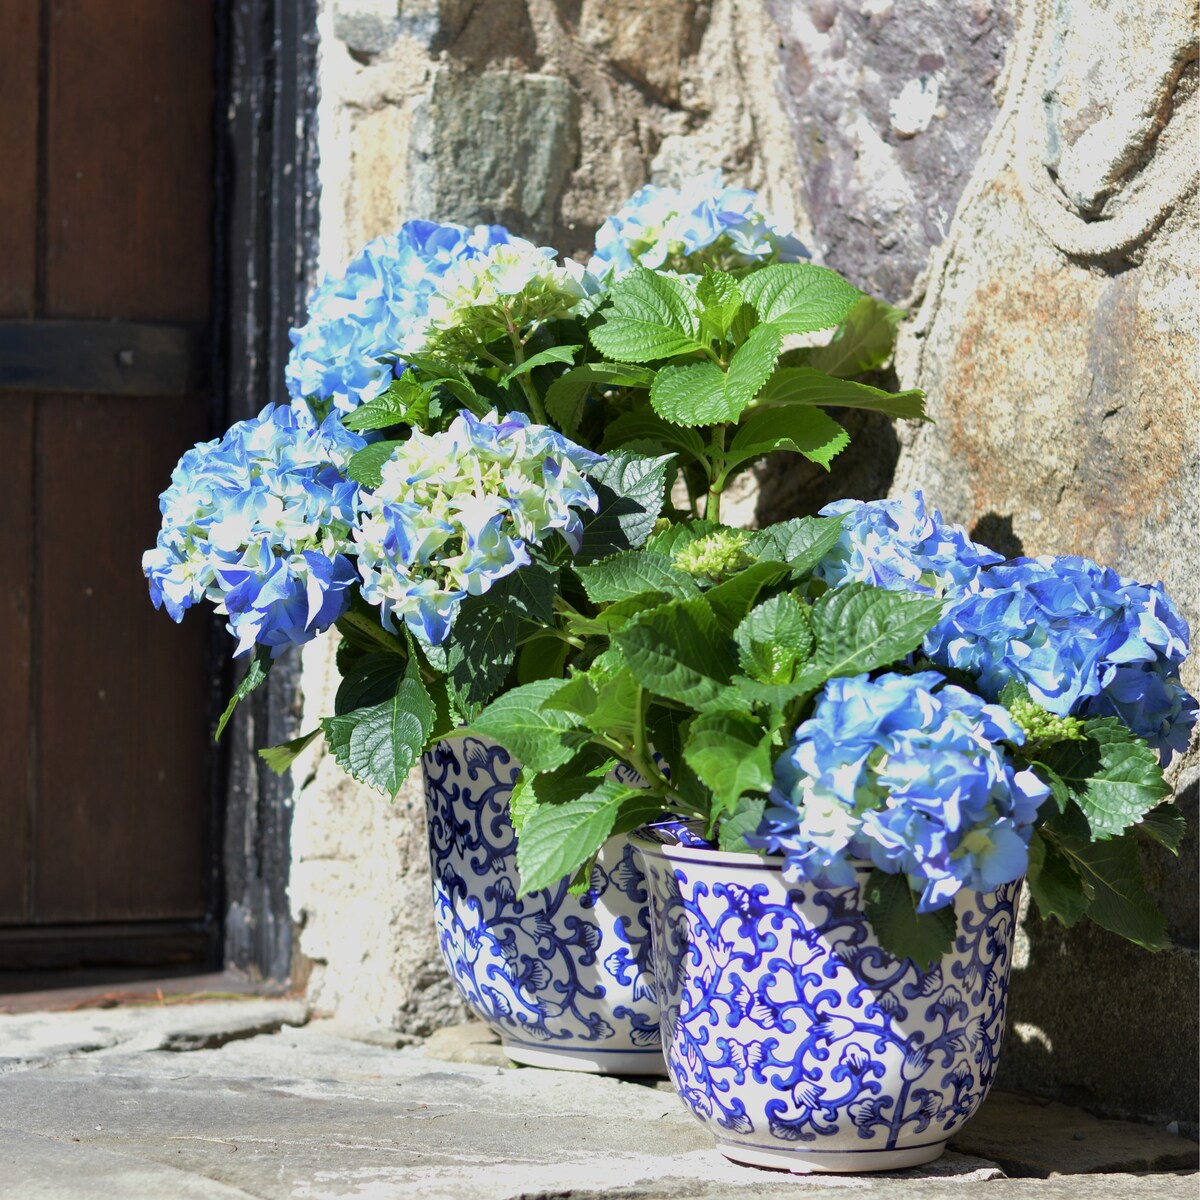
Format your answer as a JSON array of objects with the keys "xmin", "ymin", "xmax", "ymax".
[{"xmin": 0, "ymin": 999, "xmax": 1195, "ymax": 1200}]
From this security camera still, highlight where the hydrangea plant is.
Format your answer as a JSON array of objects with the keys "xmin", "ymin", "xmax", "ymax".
[{"xmin": 146, "ymin": 173, "xmax": 1194, "ymax": 967}]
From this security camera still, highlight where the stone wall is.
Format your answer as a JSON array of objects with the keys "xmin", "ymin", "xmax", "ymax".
[{"xmin": 289, "ymin": 0, "xmax": 1199, "ymax": 1124}]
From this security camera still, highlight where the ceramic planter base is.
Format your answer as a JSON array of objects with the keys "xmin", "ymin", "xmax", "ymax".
[
  {"xmin": 500, "ymin": 1041, "xmax": 666, "ymax": 1075},
  {"xmin": 717, "ymin": 1138, "xmax": 945, "ymax": 1174},
  {"xmin": 424, "ymin": 735, "xmax": 666, "ymax": 1077},
  {"xmin": 632, "ymin": 829, "xmax": 1020, "ymax": 1173}
]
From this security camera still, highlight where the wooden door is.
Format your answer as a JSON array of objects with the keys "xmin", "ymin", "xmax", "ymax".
[{"xmin": 0, "ymin": 2, "xmax": 217, "ymax": 969}]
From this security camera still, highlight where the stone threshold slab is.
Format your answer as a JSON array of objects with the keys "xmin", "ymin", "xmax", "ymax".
[{"xmin": 0, "ymin": 1005, "xmax": 1194, "ymax": 1200}]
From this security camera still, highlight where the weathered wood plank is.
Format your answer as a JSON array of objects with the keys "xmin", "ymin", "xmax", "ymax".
[
  {"xmin": 44, "ymin": 3, "xmax": 214, "ymax": 320},
  {"xmin": 0, "ymin": 1, "xmax": 39, "ymax": 317},
  {"xmin": 0, "ymin": 396, "xmax": 34, "ymax": 923},
  {"xmin": 34, "ymin": 394, "xmax": 211, "ymax": 922}
]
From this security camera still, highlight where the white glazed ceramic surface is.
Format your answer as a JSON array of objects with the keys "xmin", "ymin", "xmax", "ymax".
[
  {"xmin": 631, "ymin": 830, "xmax": 1020, "ymax": 1173},
  {"xmin": 423, "ymin": 735, "xmax": 665, "ymax": 1075}
]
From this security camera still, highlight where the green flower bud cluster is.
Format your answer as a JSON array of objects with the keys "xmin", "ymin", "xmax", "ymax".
[
  {"xmin": 1007, "ymin": 696, "xmax": 1086, "ymax": 745},
  {"xmin": 674, "ymin": 530, "xmax": 753, "ymax": 579}
]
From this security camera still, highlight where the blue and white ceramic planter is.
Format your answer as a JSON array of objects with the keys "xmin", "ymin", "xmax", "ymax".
[
  {"xmin": 423, "ymin": 735, "xmax": 665, "ymax": 1074},
  {"xmin": 631, "ymin": 827, "xmax": 1020, "ymax": 1173}
]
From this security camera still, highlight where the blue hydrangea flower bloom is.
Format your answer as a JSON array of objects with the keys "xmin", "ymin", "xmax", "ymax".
[
  {"xmin": 748, "ymin": 671, "xmax": 1049, "ymax": 912},
  {"xmin": 816, "ymin": 491, "xmax": 1004, "ymax": 597},
  {"xmin": 286, "ymin": 220, "xmax": 510, "ymax": 412},
  {"xmin": 927, "ymin": 556, "xmax": 1197, "ymax": 760},
  {"xmin": 354, "ymin": 410, "xmax": 603, "ymax": 644},
  {"xmin": 588, "ymin": 171, "xmax": 810, "ymax": 278},
  {"xmin": 143, "ymin": 404, "xmax": 366, "ymax": 656}
]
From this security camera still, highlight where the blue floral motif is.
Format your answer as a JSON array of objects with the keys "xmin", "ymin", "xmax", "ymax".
[
  {"xmin": 635, "ymin": 835, "xmax": 1019, "ymax": 1166},
  {"xmin": 423, "ymin": 736, "xmax": 663, "ymax": 1069}
]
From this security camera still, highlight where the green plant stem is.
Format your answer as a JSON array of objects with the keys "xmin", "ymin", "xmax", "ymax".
[
  {"xmin": 506, "ymin": 321, "xmax": 549, "ymax": 425},
  {"xmin": 706, "ymin": 424, "xmax": 727, "ymax": 524}
]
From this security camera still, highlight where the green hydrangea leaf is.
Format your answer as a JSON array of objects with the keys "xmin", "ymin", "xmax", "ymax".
[
  {"xmin": 692, "ymin": 681, "xmax": 758, "ymax": 714},
  {"xmin": 684, "ymin": 710, "xmax": 774, "ymax": 819},
  {"xmin": 441, "ymin": 599, "xmax": 516, "ymax": 707},
  {"xmin": 745, "ymin": 515, "xmax": 845, "ymax": 575},
  {"xmin": 216, "ymin": 645, "xmax": 272, "ymax": 742},
  {"xmin": 1026, "ymin": 830, "xmax": 1090, "ymax": 928},
  {"xmin": 649, "ymin": 361, "xmax": 727, "ymax": 426},
  {"xmin": 583, "ymin": 668, "xmax": 643, "ymax": 744},
  {"xmin": 799, "ymin": 583, "xmax": 944, "ymax": 687},
  {"xmin": 544, "ymin": 362, "xmax": 657, "ymax": 436},
  {"xmin": 498, "ymin": 344, "xmax": 581, "ymax": 388},
  {"xmin": 517, "ymin": 778, "xmax": 663, "ymax": 895},
  {"xmin": 645, "ymin": 519, "xmax": 720, "ymax": 557},
  {"xmin": 320, "ymin": 654, "xmax": 435, "ymax": 798},
  {"xmin": 1137, "ymin": 802, "xmax": 1186, "ymax": 853},
  {"xmin": 802, "ymin": 296, "xmax": 905, "ymax": 379},
  {"xmin": 334, "ymin": 604, "xmax": 407, "ymax": 656},
  {"xmin": 257, "ymin": 729, "xmax": 322, "ymax": 776},
  {"xmin": 589, "ymin": 268, "xmax": 708, "ymax": 363},
  {"xmin": 616, "ymin": 596, "xmax": 738, "ymax": 707},
  {"xmin": 569, "ymin": 591, "xmax": 675, "ymax": 635},
  {"xmin": 1039, "ymin": 718, "xmax": 1172, "ymax": 839},
  {"xmin": 509, "ymin": 770, "xmax": 538, "ymax": 836},
  {"xmin": 576, "ymin": 451, "xmax": 675, "ymax": 563},
  {"xmin": 544, "ymin": 673, "xmax": 600, "ymax": 718},
  {"xmin": 739, "ymin": 263, "xmax": 863, "ymax": 335},
  {"xmin": 864, "ymin": 869, "xmax": 958, "ymax": 969},
  {"xmin": 470, "ymin": 679, "xmax": 589, "ymax": 773},
  {"xmin": 347, "ymin": 440, "xmax": 404, "ymax": 488},
  {"xmin": 341, "ymin": 374, "xmax": 431, "ymax": 432},
  {"xmin": 753, "ymin": 367, "xmax": 927, "ymax": 421},
  {"xmin": 696, "ymin": 269, "xmax": 745, "ymax": 339},
  {"xmin": 645, "ymin": 703, "xmax": 711, "ymax": 812},
  {"xmin": 601, "ymin": 409, "xmax": 708, "ymax": 465},
  {"xmin": 727, "ymin": 404, "xmax": 850, "ymax": 471},
  {"xmin": 575, "ymin": 551, "xmax": 700, "ymax": 604},
  {"xmin": 1046, "ymin": 815, "xmax": 1170, "ymax": 950},
  {"xmin": 717, "ymin": 797, "xmax": 767, "ymax": 853},
  {"xmin": 650, "ymin": 323, "xmax": 781, "ymax": 427},
  {"xmin": 734, "ymin": 593, "xmax": 813, "ymax": 683},
  {"xmin": 514, "ymin": 633, "xmax": 569, "ymax": 687},
  {"xmin": 716, "ymin": 675, "xmax": 809, "ymax": 711},
  {"xmin": 1031, "ymin": 760, "xmax": 1072, "ymax": 814},
  {"xmin": 703, "ymin": 560, "xmax": 792, "ymax": 629},
  {"xmin": 334, "ymin": 652, "xmax": 410, "ymax": 714}
]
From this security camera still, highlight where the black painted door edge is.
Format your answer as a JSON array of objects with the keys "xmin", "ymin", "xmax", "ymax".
[{"xmin": 212, "ymin": 0, "xmax": 320, "ymax": 983}]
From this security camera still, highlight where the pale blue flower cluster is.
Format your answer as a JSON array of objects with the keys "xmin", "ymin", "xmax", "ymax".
[
  {"xmin": 587, "ymin": 171, "xmax": 810, "ymax": 277},
  {"xmin": 353, "ymin": 410, "xmax": 603, "ymax": 644},
  {"xmin": 813, "ymin": 494, "xmax": 1197, "ymax": 762},
  {"xmin": 816, "ymin": 491, "xmax": 1003, "ymax": 596},
  {"xmin": 286, "ymin": 220, "xmax": 510, "ymax": 412},
  {"xmin": 143, "ymin": 404, "xmax": 365, "ymax": 657},
  {"xmin": 422, "ymin": 236, "xmax": 588, "ymax": 356},
  {"xmin": 927, "ymin": 556, "xmax": 1197, "ymax": 761},
  {"xmin": 749, "ymin": 672, "xmax": 1049, "ymax": 912}
]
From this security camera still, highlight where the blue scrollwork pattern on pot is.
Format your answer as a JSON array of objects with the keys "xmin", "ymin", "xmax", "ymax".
[
  {"xmin": 423, "ymin": 735, "xmax": 665, "ymax": 1074},
  {"xmin": 631, "ymin": 830, "xmax": 1021, "ymax": 1172}
]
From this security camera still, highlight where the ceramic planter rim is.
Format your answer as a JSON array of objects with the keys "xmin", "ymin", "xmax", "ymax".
[{"xmin": 629, "ymin": 823, "xmax": 882, "ymax": 876}]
